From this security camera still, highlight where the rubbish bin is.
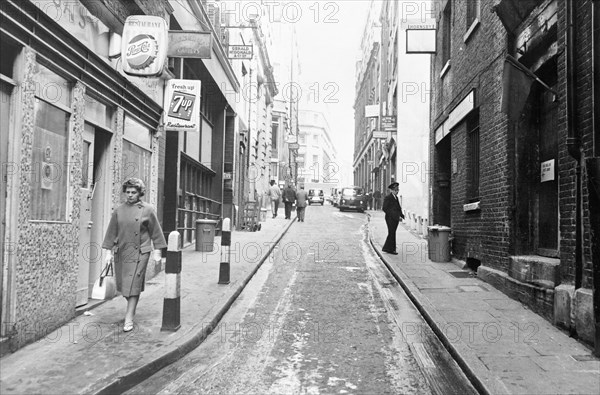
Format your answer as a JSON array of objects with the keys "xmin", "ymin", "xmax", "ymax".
[
  {"xmin": 196, "ymin": 219, "xmax": 218, "ymax": 252},
  {"xmin": 427, "ymin": 225, "xmax": 451, "ymax": 262}
]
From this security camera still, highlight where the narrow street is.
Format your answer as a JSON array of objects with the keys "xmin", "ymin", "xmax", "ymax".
[{"xmin": 128, "ymin": 205, "xmax": 475, "ymax": 394}]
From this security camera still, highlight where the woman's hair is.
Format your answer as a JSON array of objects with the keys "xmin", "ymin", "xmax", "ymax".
[{"xmin": 122, "ymin": 178, "xmax": 146, "ymax": 197}]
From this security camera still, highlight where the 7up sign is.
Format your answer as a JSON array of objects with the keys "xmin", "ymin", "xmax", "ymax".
[{"xmin": 164, "ymin": 79, "xmax": 201, "ymax": 133}]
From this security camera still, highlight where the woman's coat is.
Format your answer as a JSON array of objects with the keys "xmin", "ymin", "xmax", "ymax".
[{"xmin": 102, "ymin": 201, "xmax": 167, "ymax": 297}]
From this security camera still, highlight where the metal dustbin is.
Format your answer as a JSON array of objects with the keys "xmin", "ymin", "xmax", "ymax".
[
  {"xmin": 196, "ymin": 219, "xmax": 218, "ymax": 252},
  {"xmin": 427, "ymin": 225, "xmax": 451, "ymax": 262}
]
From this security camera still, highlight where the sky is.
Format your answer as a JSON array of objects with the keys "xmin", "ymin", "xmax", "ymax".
[{"xmin": 293, "ymin": 1, "xmax": 372, "ymax": 167}]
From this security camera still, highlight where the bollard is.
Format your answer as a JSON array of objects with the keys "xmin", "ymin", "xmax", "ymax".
[
  {"xmin": 218, "ymin": 218, "xmax": 231, "ymax": 284},
  {"xmin": 161, "ymin": 231, "xmax": 181, "ymax": 332}
]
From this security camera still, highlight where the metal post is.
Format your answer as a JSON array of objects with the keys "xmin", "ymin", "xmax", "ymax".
[
  {"xmin": 218, "ymin": 218, "xmax": 231, "ymax": 284},
  {"xmin": 161, "ymin": 231, "xmax": 181, "ymax": 332}
]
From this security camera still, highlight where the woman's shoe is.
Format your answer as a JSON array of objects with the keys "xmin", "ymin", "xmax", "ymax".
[{"xmin": 123, "ymin": 321, "xmax": 134, "ymax": 332}]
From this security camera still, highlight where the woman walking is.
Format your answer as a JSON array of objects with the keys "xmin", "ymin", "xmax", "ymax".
[{"xmin": 102, "ymin": 178, "xmax": 167, "ymax": 332}]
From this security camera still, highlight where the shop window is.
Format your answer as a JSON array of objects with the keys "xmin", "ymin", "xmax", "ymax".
[
  {"xmin": 30, "ymin": 65, "xmax": 72, "ymax": 221},
  {"xmin": 467, "ymin": 111, "xmax": 480, "ymax": 201}
]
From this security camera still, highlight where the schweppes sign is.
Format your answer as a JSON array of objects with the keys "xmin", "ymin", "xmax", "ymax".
[{"xmin": 121, "ymin": 16, "xmax": 168, "ymax": 77}]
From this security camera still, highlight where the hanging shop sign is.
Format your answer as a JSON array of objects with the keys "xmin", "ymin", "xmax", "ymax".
[
  {"xmin": 227, "ymin": 45, "xmax": 253, "ymax": 59},
  {"xmin": 121, "ymin": 16, "xmax": 168, "ymax": 76},
  {"xmin": 381, "ymin": 116, "xmax": 397, "ymax": 130},
  {"xmin": 365, "ymin": 104, "xmax": 379, "ymax": 118},
  {"xmin": 164, "ymin": 79, "xmax": 201, "ymax": 133},
  {"xmin": 168, "ymin": 31, "xmax": 212, "ymax": 58}
]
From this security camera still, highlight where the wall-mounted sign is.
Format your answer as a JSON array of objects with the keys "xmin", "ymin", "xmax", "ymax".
[
  {"xmin": 168, "ymin": 31, "xmax": 212, "ymax": 58},
  {"xmin": 372, "ymin": 131, "xmax": 387, "ymax": 139},
  {"xmin": 382, "ymin": 116, "xmax": 397, "ymax": 130},
  {"xmin": 227, "ymin": 45, "xmax": 253, "ymax": 59},
  {"xmin": 365, "ymin": 104, "xmax": 379, "ymax": 118},
  {"xmin": 541, "ymin": 159, "xmax": 555, "ymax": 182},
  {"xmin": 121, "ymin": 16, "xmax": 168, "ymax": 76},
  {"xmin": 164, "ymin": 79, "xmax": 201, "ymax": 133},
  {"xmin": 285, "ymin": 133, "xmax": 297, "ymax": 144},
  {"xmin": 288, "ymin": 143, "xmax": 299, "ymax": 150}
]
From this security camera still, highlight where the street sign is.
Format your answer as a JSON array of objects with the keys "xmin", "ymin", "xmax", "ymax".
[
  {"xmin": 227, "ymin": 45, "xmax": 253, "ymax": 59},
  {"xmin": 372, "ymin": 131, "xmax": 387, "ymax": 139},
  {"xmin": 167, "ymin": 31, "xmax": 212, "ymax": 58},
  {"xmin": 288, "ymin": 143, "xmax": 299, "ymax": 150}
]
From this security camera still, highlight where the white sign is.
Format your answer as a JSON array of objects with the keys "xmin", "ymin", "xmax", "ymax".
[
  {"xmin": 228, "ymin": 45, "xmax": 253, "ymax": 59},
  {"xmin": 372, "ymin": 131, "xmax": 387, "ymax": 139},
  {"xmin": 541, "ymin": 159, "xmax": 555, "ymax": 182},
  {"xmin": 365, "ymin": 104, "xmax": 379, "ymax": 118},
  {"xmin": 164, "ymin": 79, "xmax": 201, "ymax": 133},
  {"xmin": 121, "ymin": 16, "xmax": 168, "ymax": 77}
]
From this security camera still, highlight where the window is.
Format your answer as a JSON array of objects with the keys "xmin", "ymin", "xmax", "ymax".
[
  {"xmin": 467, "ymin": 111, "xmax": 480, "ymax": 201},
  {"xmin": 122, "ymin": 116, "xmax": 152, "ymax": 201},
  {"xmin": 271, "ymin": 118, "xmax": 279, "ymax": 149},
  {"xmin": 441, "ymin": 2, "xmax": 452, "ymax": 67},
  {"xmin": 30, "ymin": 65, "xmax": 72, "ymax": 221},
  {"xmin": 466, "ymin": 0, "xmax": 480, "ymax": 28}
]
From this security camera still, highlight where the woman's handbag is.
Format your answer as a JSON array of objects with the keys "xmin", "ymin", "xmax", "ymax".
[{"xmin": 91, "ymin": 260, "xmax": 116, "ymax": 300}]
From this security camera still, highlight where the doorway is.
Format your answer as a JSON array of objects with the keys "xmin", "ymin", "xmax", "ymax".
[
  {"xmin": 1, "ymin": 80, "xmax": 13, "ymax": 316},
  {"xmin": 76, "ymin": 124, "xmax": 111, "ymax": 306},
  {"xmin": 435, "ymin": 136, "xmax": 452, "ymax": 227}
]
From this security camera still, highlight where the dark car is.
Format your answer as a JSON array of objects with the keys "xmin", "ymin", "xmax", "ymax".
[
  {"xmin": 338, "ymin": 186, "xmax": 366, "ymax": 212},
  {"xmin": 308, "ymin": 188, "xmax": 324, "ymax": 205}
]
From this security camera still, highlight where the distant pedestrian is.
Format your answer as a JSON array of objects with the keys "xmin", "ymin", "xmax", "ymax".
[
  {"xmin": 267, "ymin": 180, "xmax": 281, "ymax": 218},
  {"xmin": 373, "ymin": 190, "xmax": 382, "ymax": 210},
  {"xmin": 366, "ymin": 190, "xmax": 373, "ymax": 210},
  {"xmin": 382, "ymin": 182, "xmax": 405, "ymax": 255},
  {"xmin": 102, "ymin": 178, "xmax": 167, "ymax": 332},
  {"xmin": 282, "ymin": 184, "xmax": 296, "ymax": 219},
  {"xmin": 295, "ymin": 185, "xmax": 309, "ymax": 222}
]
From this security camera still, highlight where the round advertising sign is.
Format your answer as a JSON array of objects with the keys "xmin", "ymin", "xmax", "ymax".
[{"xmin": 125, "ymin": 34, "xmax": 158, "ymax": 70}]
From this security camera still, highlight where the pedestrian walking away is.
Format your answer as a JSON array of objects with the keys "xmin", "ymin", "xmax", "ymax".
[
  {"xmin": 373, "ymin": 189, "xmax": 382, "ymax": 210},
  {"xmin": 282, "ymin": 184, "xmax": 296, "ymax": 219},
  {"xmin": 267, "ymin": 179, "xmax": 281, "ymax": 218},
  {"xmin": 102, "ymin": 178, "xmax": 167, "ymax": 332},
  {"xmin": 366, "ymin": 189, "xmax": 373, "ymax": 210},
  {"xmin": 382, "ymin": 182, "xmax": 404, "ymax": 255},
  {"xmin": 295, "ymin": 185, "xmax": 309, "ymax": 222}
]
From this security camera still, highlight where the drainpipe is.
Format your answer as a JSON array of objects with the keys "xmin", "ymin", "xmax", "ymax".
[
  {"xmin": 566, "ymin": 0, "xmax": 583, "ymax": 292},
  {"xmin": 590, "ymin": 0, "xmax": 600, "ymax": 358}
]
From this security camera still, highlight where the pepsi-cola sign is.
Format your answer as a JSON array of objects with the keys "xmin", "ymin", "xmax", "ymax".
[{"xmin": 121, "ymin": 16, "xmax": 168, "ymax": 77}]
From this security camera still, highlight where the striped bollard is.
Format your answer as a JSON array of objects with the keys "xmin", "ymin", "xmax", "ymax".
[
  {"xmin": 161, "ymin": 231, "xmax": 181, "ymax": 332},
  {"xmin": 218, "ymin": 218, "xmax": 231, "ymax": 284}
]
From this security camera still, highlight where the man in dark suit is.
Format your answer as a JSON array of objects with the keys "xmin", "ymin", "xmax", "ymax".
[
  {"xmin": 382, "ymin": 182, "xmax": 405, "ymax": 254},
  {"xmin": 282, "ymin": 184, "xmax": 296, "ymax": 219}
]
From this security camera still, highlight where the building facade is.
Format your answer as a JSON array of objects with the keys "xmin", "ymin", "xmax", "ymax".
[
  {"xmin": 353, "ymin": 1, "xmax": 382, "ymax": 191},
  {"xmin": 429, "ymin": 0, "xmax": 598, "ymax": 348},
  {"xmin": 0, "ymin": 0, "xmax": 169, "ymax": 352}
]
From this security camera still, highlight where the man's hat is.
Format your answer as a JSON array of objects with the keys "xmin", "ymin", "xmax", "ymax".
[{"xmin": 388, "ymin": 182, "xmax": 399, "ymax": 189}]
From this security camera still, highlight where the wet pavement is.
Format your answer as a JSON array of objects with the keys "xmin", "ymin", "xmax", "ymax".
[{"xmin": 0, "ymin": 207, "xmax": 598, "ymax": 394}]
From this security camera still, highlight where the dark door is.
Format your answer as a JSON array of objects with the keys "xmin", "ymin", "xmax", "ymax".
[{"xmin": 536, "ymin": 87, "xmax": 559, "ymax": 256}]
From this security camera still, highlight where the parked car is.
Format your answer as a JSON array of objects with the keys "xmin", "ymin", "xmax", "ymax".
[
  {"xmin": 338, "ymin": 186, "xmax": 366, "ymax": 212},
  {"xmin": 308, "ymin": 188, "xmax": 324, "ymax": 205}
]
